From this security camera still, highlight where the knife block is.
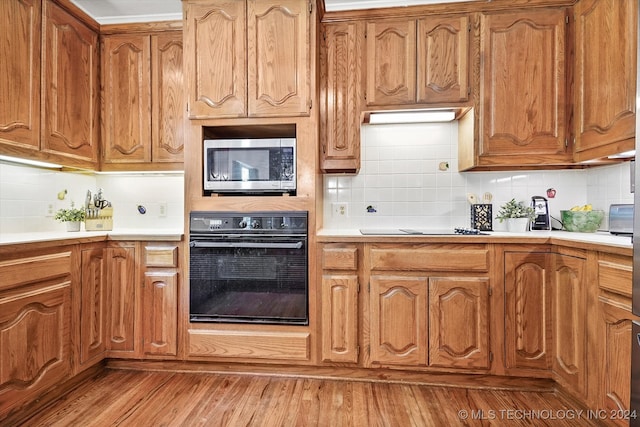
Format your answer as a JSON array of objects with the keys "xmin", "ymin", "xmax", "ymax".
[
  {"xmin": 85, "ymin": 207, "xmax": 113, "ymax": 231},
  {"xmin": 470, "ymin": 204, "xmax": 492, "ymax": 231}
]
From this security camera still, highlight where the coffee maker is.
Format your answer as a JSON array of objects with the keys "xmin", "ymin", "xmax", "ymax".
[{"xmin": 531, "ymin": 196, "xmax": 551, "ymax": 230}]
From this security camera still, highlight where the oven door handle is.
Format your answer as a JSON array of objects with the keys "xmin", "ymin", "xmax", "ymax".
[{"xmin": 190, "ymin": 240, "xmax": 304, "ymax": 249}]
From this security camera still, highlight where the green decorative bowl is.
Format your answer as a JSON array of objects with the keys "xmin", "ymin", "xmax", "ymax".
[{"xmin": 560, "ymin": 210, "xmax": 605, "ymax": 232}]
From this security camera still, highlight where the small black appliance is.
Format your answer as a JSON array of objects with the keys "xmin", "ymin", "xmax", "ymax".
[{"xmin": 531, "ymin": 196, "xmax": 551, "ymax": 230}]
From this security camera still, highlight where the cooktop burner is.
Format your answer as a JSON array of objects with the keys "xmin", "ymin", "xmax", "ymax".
[{"xmin": 359, "ymin": 228, "xmax": 489, "ymax": 235}]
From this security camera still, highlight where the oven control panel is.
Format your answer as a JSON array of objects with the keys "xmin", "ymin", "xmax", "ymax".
[{"xmin": 190, "ymin": 211, "xmax": 308, "ymax": 234}]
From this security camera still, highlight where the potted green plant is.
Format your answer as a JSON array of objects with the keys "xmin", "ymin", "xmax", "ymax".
[
  {"xmin": 496, "ymin": 199, "xmax": 535, "ymax": 232},
  {"xmin": 54, "ymin": 202, "xmax": 85, "ymax": 232}
]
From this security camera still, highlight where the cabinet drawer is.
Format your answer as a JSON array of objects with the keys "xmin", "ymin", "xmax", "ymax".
[
  {"xmin": 598, "ymin": 253, "xmax": 632, "ymax": 298},
  {"xmin": 370, "ymin": 245, "xmax": 489, "ymax": 271},
  {"xmin": 322, "ymin": 246, "xmax": 358, "ymax": 270},
  {"xmin": 144, "ymin": 246, "xmax": 178, "ymax": 267},
  {"xmin": 0, "ymin": 251, "xmax": 71, "ymax": 291}
]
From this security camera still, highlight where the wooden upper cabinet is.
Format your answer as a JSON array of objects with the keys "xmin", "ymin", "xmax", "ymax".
[
  {"xmin": 184, "ymin": 0, "xmax": 310, "ymax": 119},
  {"xmin": 151, "ymin": 33, "xmax": 185, "ymax": 163},
  {"xmin": 184, "ymin": 0, "xmax": 246, "ymax": 118},
  {"xmin": 574, "ymin": 0, "xmax": 636, "ymax": 161},
  {"xmin": 320, "ymin": 22, "xmax": 362, "ymax": 173},
  {"xmin": 417, "ymin": 15, "xmax": 469, "ymax": 103},
  {"xmin": 366, "ymin": 19, "xmax": 416, "ymax": 106},
  {"xmin": 102, "ymin": 34, "xmax": 152, "ymax": 164},
  {"xmin": 102, "ymin": 31, "xmax": 184, "ymax": 167},
  {"xmin": 479, "ymin": 9, "xmax": 570, "ymax": 166},
  {"xmin": 42, "ymin": 0, "xmax": 99, "ymax": 164},
  {"xmin": 247, "ymin": 0, "xmax": 311, "ymax": 117},
  {"xmin": 364, "ymin": 15, "xmax": 469, "ymax": 107},
  {"xmin": 0, "ymin": 0, "xmax": 41, "ymax": 150}
]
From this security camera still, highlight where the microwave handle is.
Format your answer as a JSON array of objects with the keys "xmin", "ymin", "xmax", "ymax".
[{"xmin": 190, "ymin": 241, "xmax": 303, "ymax": 250}]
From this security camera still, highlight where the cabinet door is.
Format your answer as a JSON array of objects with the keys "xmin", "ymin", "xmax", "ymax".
[
  {"xmin": 106, "ymin": 246, "xmax": 137, "ymax": 356},
  {"xmin": 504, "ymin": 252, "xmax": 552, "ymax": 370},
  {"xmin": 80, "ymin": 248, "xmax": 107, "ymax": 365},
  {"xmin": 480, "ymin": 9, "xmax": 569, "ymax": 165},
  {"xmin": 184, "ymin": 0, "xmax": 246, "ymax": 118},
  {"xmin": 42, "ymin": 1, "xmax": 99, "ymax": 164},
  {"xmin": 0, "ymin": 0, "xmax": 41, "ymax": 150},
  {"xmin": 417, "ymin": 15, "xmax": 469, "ymax": 103},
  {"xmin": 151, "ymin": 32, "xmax": 184, "ymax": 163},
  {"xmin": 370, "ymin": 275, "xmax": 427, "ymax": 365},
  {"xmin": 0, "ymin": 283, "xmax": 71, "ymax": 415},
  {"xmin": 321, "ymin": 274, "xmax": 359, "ymax": 363},
  {"xmin": 247, "ymin": 0, "xmax": 310, "ymax": 116},
  {"xmin": 574, "ymin": 0, "xmax": 636, "ymax": 161},
  {"xmin": 142, "ymin": 271, "xmax": 178, "ymax": 356},
  {"xmin": 101, "ymin": 34, "xmax": 151, "ymax": 164},
  {"xmin": 600, "ymin": 300, "xmax": 635, "ymax": 422},
  {"xmin": 552, "ymin": 254, "xmax": 586, "ymax": 397},
  {"xmin": 428, "ymin": 277, "xmax": 490, "ymax": 369},
  {"xmin": 365, "ymin": 19, "xmax": 416, "ymax": 106},
  {"xmin": 320, "ymin": 22, "xmax": 362, "ymax": 173}
]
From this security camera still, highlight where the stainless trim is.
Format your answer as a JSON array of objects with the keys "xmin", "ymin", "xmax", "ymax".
[{"xmin": 189, "ymin": 240, "xmax": 304, "ymax": 249}]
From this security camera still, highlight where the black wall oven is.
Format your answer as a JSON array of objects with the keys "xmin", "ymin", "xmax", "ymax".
[{"xmin": 189, "ymin": 211, "xmax": 308, "ymax": 325}]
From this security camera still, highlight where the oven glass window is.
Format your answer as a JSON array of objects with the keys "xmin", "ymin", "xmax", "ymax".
[{"xmin": 189, "ymin": 237, "xmax": 308, "ymax": 325}]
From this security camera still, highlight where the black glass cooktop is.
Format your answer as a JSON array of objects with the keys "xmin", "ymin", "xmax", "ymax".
[{"xmin": 359, "ymin": 228, "xmax": 489, "ymax": 235}]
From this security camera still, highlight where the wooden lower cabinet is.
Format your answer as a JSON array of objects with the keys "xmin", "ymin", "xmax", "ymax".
[
  {"xmin": 321, "ymin": 274, "xmax": 359, "ymax": 363},
  {"xmin": 105, "ymin": 242, "xmax": 180, "ymax": 359},
  {"xmin": 79, "ymin": 247, "xmax": 107, "ymax": 368},
  {"xmin": 0, "ymin": 248, "xmax": 73, "ymax": 419},
  {"xmin": 594, "ymin": 253, "xmax": 636, "ymax": 423},
  {"xmin": 552, "ymin": 253, "xmax": 586, "ymax": 398},
  {"xmin": 0, "ymin": 283, "xmax": 72, "ymax": 418},
  {"xmin": 428, "ymin": 277, "xmax": 490, "ymax": 369},
  {"xmin": 370, "ymin": 275, "xmax": 428, "ymax": 365},
  {"xmin": 504, "ymin": 251, "xmax": 552, "ymax": 371},
  {"xmin": 106, "ymin": 245, "xmax": 137, "ymax": 356},
  {"xmin": 320, "ymin": 244, "xmax": 360, "ymax": 363},
  {"xmin": 599, "ymin": 299, "xmax": 635, "ymax": 425},
  {"xmin": 142, "ymin": 270, "xmax": 178, "ymax": 356}
]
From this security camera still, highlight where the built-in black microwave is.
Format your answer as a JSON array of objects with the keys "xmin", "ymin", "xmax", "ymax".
[{"xmin": 203, "ymin": 138, "xmax": 296, "ymax": 195}]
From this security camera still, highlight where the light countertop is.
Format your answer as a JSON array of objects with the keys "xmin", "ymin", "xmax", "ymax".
[
  {"xmin": 0, "ymin": 228, "xmax": 184, "ymax": 246},
  {"xmin": 317, "ymin": 228, "xmax": 633, "ymax": 250}
]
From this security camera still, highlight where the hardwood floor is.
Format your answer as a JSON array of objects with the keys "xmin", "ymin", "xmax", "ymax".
[{"xmin": 18, "ymin": 368, "xmax": 601, "ymax": 427}]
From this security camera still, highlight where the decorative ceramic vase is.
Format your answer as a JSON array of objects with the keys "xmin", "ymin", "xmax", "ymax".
[
  {"xmin": 507, "ymin": 217, "xmax": 530, "ymax": 232},
  {"xmin": 66, "ymin": 221, "xmax": 81, "ymax": 232}
]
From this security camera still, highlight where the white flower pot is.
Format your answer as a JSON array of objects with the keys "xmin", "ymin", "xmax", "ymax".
[
  {"xmin": 66, "ymin": 221, "xmax": 81, "ymax": 232},
  {"xmin": 506, "ymin": 217, "xmax": 530, "ymax": 232}
]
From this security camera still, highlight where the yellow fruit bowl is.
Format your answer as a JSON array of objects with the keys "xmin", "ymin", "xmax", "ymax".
[{"xmin": 560, "ymin": 210, "xmax": 605, "ymax": 232}]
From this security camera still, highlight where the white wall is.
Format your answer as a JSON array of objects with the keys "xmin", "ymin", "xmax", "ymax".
[
  {"xmin": 0, "ymin": 162, "xmax": 184, "ymax": 235},
  {"xmin": 323, "ymin": 122, "xmax": 633, "ymax": 230}
]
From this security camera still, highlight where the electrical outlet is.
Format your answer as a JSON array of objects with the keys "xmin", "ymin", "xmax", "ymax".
[
  {"xmin": 45, "ymin": 203, "xmax": 55, "ymax": 217},
  {"xmin": 158, "ymin": 202, "xmax": 167, "ymax": 217},
  {"xmin": 332, "ymin": 202, "xmax": 348, "ymax": 217}
]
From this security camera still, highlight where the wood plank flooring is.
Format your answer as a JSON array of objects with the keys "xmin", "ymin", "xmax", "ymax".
[{"xmin": 20, "ymin": 369, "xmax": 601, "ymax": 427}]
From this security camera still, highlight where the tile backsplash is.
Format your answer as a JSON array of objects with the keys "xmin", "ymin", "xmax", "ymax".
[
  {"xmin": 0, "ymin": 123, "xmax": 633, "ymax": 236},
  {"xmin": 323, "ymin": 122, "xmax": 634, "ymax": 231},
  {"xmin": 0, "ymin": 162, "xmax": 184, "ymax": 235}
]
